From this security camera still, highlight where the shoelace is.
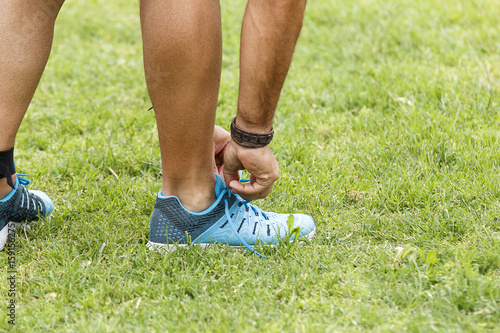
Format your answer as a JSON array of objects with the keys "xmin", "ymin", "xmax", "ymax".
[
  {"xmin": 16, "ymin": 174, "xmax": 42, "ymax": 214},
  {"xmin": 222, "ymin": 188, "xmax": 267, "ymax": 258},
  {"xmin": 17, "ymin": 174, "xmax": 31, "ymax": 186}
]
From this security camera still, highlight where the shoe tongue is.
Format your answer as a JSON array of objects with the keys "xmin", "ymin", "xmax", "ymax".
[{"xmin": 214, "ymin": 174, "xmax": 227, "ymax": 196}]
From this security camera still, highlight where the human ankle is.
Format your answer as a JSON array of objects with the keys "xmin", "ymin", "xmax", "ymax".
[
  {"xmin": 162, "ymin": 176, "xmax": 217, "ymax": 213},
  {"xmin": 177, "ymin": 190, "xmax": 217, "ymax": 212},
  {"xmin": 0, "ymin": 174, "xmax": 16, "ymax": 200}
]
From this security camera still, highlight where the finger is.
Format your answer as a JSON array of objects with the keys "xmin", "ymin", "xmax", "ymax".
[
  {"xmin": 213, "ymin": 126, "xmax": 230, "ymax": 155},
  {"xmin": 212, "ymin": 158, "xmax": 218, "ymax": 175},
  {"xmin": 222, "ymin": 154, "xmax": 242, "ymax": 186},
  {"xmin": 216, "ymin": 160, "xmax": 224, "ymax": 175},
  {"xmin": 217, "ymin": 164, "xmax": 225, "ymax": 178},
  {"xmin": 222, "ymin": 150, "xmax": 243, "ymax": 188},
  {"xmin": 214, "ymin": 142, "xmax": 225, "ymax": 156},
  {"xmin": 215, "ymin": 150, "xmax": 225, "ymax": 170},
  {"xmin": 228, "ymin": 180, "xmax": 272, "ymax": 200},
  {"xmin": 223, "ymin": 168, "xmax": 241, "ymax": 188}
]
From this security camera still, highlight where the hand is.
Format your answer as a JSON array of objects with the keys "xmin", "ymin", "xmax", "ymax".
[
  {"xmin": 213, "ymin": 125, "xmax": 231, "ymax": 177},
  {"xmin": 222, "ymin": 140, "xmax": 279, "ymax": 200}
]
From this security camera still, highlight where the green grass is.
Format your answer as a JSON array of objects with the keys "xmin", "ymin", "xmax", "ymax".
[{"xmin": 1, "ymin": 0, "xmax": 500, "ymax": 331}]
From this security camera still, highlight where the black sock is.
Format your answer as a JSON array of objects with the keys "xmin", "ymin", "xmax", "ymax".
[{"xmin": 0, "ymin": 148, "xmax": 15, "ymax": 189}]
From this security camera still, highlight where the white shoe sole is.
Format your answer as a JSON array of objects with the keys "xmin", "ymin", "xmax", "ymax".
[
  {"xmin": 0, "ymin": 222, "xmax": 24, "ymax": 251},
  {"xmin": 147, "ymin": 227, "xmax": 317, "ymax": 253}
]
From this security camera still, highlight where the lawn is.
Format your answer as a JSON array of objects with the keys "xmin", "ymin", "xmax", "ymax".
[{"xmin": 1, "ymin": 0, "xmax": 499, "ymax": 331}]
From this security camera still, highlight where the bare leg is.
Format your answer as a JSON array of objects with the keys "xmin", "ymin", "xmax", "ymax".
[
  {"xmin": 0, "ymin": 0, "xmax": 64, "ymax": 198},
  {"xmin": 140, "ymin": 0, "xmax": 222, "ymax": 212}
]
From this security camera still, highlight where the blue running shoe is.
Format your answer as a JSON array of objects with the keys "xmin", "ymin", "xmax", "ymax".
[
  {"xmin": 0, "ymin": 175, "xmax": 54, "ymax": 250},
  {"xmin": 147, "ymin": 174, "xmax": 316, "ymax": 257}
]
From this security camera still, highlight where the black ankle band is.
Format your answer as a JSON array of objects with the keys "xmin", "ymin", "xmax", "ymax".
[{"xmin": 0, "ymin": 148, "xmax": 15, "ymax": 189}]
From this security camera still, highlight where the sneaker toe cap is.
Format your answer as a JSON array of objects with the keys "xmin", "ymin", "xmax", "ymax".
[
  {"xmin": 293, "ymin": 214, "xmax": 316, "ymax": 240},
  {"xmin": 30, "ymin": 190, "xmax": 54, "ymax": 216}
]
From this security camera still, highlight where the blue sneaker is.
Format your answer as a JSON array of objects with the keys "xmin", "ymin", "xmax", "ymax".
[
  {"xmin": 147, "ymin": 174, "xmax": 316, "ymax": 257},
  {"xmin": 0, "ymin": 175, "xmax": 54, "ymax": 250}
]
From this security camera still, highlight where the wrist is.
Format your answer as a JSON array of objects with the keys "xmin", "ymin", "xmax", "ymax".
[
  {"xmin": 234, "ymin": 116, "xmax": 273, "ymax": 134},
  {"xmin": 231, "ymin": 117, "xmax": 274, "ymax": 148}
]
